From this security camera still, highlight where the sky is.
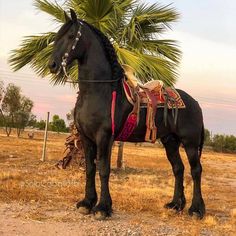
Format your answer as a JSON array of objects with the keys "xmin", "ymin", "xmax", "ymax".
[{"xmin": 0, "ymin": 0, "xmax": 236, "ymax": 135}]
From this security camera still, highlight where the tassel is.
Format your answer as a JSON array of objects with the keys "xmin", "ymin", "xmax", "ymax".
[{"xmin": 111, "ymin": 91, "xmax": 117, "ymax": 135}]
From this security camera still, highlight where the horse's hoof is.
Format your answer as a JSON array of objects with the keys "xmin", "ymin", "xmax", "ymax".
[
  {"xmin": 165, "ymin": 202, "xmax": 182, "ymax": 211},
  {"xmin": 77, "ymin": 206, "xmax": 90, "ymax": 215},
  {"xmin": 188, "ymin": 198, "xmax": 205, "ymax": 219},
  {"xmin": 164, "ymin": 198, "xmax": 186, "ymax": 212},
  {"xmin": 188, "ymin": 209, "xmax": 204, "ymax": 219},
  {"xmin": 188, "ymin": 204, "xmax": 205, "ymax": 219},
  {"xmin": 94, "ymin": 211, "xmax": 107, "ymax": 221}
]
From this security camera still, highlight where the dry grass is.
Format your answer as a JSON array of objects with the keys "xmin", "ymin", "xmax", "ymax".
[{"xmin": 0, "ymin": 129, "xmax": 236, "ymax": 235}]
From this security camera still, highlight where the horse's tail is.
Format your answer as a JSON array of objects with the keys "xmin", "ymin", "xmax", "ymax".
[{"xmin": 199, "ymin": 124, "xmax": 205, "ymax": 158}]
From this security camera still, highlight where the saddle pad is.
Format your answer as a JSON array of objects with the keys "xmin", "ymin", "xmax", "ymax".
[{"xmin": 123, "ymin": 80, "xmax": 186, "ymax": 109}]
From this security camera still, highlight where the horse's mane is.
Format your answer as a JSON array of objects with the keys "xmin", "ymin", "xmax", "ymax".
[{"xmin": 82, "ymin": 21, "xmax": 124, "ymax": 81}]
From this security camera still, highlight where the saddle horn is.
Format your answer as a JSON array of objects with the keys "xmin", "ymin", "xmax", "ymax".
[{"xmin": 122, "ymin": 64, "xmax": 138, "ymax": 87}]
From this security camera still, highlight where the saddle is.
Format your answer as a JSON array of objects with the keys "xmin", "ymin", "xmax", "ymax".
[{"xmin": 120, "ymin": 64, "xmax": 185, "ymax": 143}]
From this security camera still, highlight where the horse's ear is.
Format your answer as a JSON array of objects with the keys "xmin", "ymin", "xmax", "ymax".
[
  {"xmin": 70, "ymin": 9, "xmax": 77, "ymax": 23},
  {"xmin": 64, "ymin": 11, "xmax": 71, "ymax": 22}
]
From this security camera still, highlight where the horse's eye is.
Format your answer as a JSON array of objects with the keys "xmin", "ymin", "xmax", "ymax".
[{"xmin": 68, "ymin": 34, "xmax": 74, "ymax": 39}]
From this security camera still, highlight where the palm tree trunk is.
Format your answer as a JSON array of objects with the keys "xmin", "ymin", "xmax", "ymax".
[{"xmin": 117, "ymin": 142, "xmax": 124, "ymax": 169}]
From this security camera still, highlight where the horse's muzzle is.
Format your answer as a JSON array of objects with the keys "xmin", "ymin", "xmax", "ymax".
[{"xmin": 48, "ymin": 60, "xmax": 59, "ymax": 74}]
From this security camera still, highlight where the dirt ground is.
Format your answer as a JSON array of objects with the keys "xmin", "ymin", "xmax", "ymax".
[{"xmin": 0, "ymin": 129, "xmax": 236, "ymax": 235}]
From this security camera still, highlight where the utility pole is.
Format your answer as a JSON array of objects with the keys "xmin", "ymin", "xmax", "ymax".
[{"xmin": 41, "ymin": 112, "xmax": 50, "ymax": 162}]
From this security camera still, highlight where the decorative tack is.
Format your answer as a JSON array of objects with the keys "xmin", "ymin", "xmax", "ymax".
[{"xmin": 60, "ymin": 27, "xmax": 82, "ymax": 78}]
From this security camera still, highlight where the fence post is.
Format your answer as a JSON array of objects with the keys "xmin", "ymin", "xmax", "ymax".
[{"xmin": 41, "ymin": 112, "xmax": 50, "ymax": 162}]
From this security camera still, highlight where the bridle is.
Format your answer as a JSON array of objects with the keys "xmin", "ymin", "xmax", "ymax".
[
  {"xmin": 56, "ymin": 21, "xmax": 83, "ymax": 79},
  {"xmin": 56, "ymin": 21, "xmax": 123, "ymax": 84}
]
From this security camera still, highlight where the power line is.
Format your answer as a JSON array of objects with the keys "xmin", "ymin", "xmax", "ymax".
[{"xmin": 1, "ymin": 70, "xmax": 236, "ymax": 105}]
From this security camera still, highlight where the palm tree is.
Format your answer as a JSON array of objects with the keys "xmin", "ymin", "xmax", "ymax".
[
  {"xmin": 9, "ymin": 0, "xmax": 181, "ymax": 86},
  {"xmin": 9, "ymin": 0, "xmax": 181, "ymax": 168}
]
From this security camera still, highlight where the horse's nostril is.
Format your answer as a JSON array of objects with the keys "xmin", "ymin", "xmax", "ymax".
[
  {"xmin": 49, "ymin": 61, "xmax": 58, "ymax": 73},
  {"xmin": 51, "ymin": 61, "xmax": 57, "ymax": 69}
]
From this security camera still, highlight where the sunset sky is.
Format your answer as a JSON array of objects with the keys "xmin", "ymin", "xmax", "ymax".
[{"xmin": 0, "ymin": 0, "xmax": 235, "ymax": 135}]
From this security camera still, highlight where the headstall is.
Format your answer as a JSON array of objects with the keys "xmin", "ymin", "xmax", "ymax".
[
  {"xmin": 57, "ymin": 21, "xmax": 123, "ymax": 84},
  {"xmin": 57, "ymin": 21, "xmax": 83, "ymax": 79}
]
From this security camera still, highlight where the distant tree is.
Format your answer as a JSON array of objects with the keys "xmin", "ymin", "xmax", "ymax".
[
  {"xmin": 0, "ymin": 81, "xmax": 5, "ymax": 126},
  {"xmin": 27, "ymin": 114, "xmax": 37, "ymax": 127},
  {"xmin": 1, "ymin": 83, "xmax": 34, "ymax": 137},
  {"xmin": 35, "ymin": 119, "xmax": 46, "ymax": 130},
  {"xmin": 226, "ymin": 135, "xmax": 236, "ymax": 152},
  {"xmin": 15, "ymin": 96, "xmax": 34, "ymax": 137},
  {"xmin": 1, "ymin": 83, "xmax": 21, "ymax": 136},
  {"xmin": 51, "ymin": 114, "xmax": 67, "ymax": 133},
  {"xmin": 203, "ymin": 132, "xmax": 236, "ymax": 153},
  {"xmin": 0, "ymin": 81, "xmax": 4, "ymax": 103},
  {"xmin": 204, "ymin": 128, "xmax": 212, "ymax": 146},
  {"xmin": 224, "ymin": 135, "xmax": 236, "ymax": 152},
  {"xmin": 212, "ymin": 134, "xmax": 224, "ymax": 152}
]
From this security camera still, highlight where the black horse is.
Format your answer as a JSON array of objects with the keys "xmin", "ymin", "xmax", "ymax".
[{"xmin": 49, "ymin": 9, "xmax": 205, "ymax": 220}]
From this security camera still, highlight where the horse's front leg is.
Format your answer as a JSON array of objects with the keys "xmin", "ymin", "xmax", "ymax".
[
  {"xmin": 77, "ymin": 135, "xmax": 97, "ymax": 214},
  {"xmin": 92, "ymin": 132, "xmax": 113, "ymax": 220}
]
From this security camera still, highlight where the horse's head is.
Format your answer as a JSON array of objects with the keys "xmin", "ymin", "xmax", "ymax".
[{"xmin": 48, "ymin": 9, "xmax": 85, "ymax": 74}]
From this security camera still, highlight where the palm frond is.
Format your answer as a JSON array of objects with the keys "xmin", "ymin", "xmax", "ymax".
[
  {"xmin": 137, "ymin": 39, "xmax": 181, "ymax": 63},
  {"xmin": 120, "ymin": 3, "xmax": 179, "ymax": 45},
  {"xmin": 140, "ymin": 53, "xmax": 178, "ymax": 85},
  {"xmin": 134, "ymin": 3, "xmax": 179, "ymax": 27},
  {"xmin": 69, "ymin": 0, "xmax": 116, "ymax": 34},
  {"xmin": 115, "ymin": 44, "xmax": 177, "ymax": 85},
  {"xmin": 9, "ymin": 32, "xmax": 55, "ymax": 71},
  {"xmin": 34, "ymin": 0, "xmax": 65, "ymax": 23}
]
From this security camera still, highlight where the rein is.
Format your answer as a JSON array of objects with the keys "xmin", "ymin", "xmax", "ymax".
[{"xmin": 66, "ymin": 77, "xmax": 123, "ymax": 84}]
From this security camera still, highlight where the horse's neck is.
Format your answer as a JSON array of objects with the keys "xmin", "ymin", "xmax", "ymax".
[{"xmin": 79, "ymin": 30, "xmax": 111, "ymax": 80}]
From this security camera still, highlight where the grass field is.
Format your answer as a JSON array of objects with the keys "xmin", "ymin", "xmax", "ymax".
[{"xmin": 0, "ymin": 129, "xmax": 235, "ymax": 235}]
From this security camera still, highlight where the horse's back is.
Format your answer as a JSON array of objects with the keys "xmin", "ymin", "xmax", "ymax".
[{"xmin": 176, "ymin": 89, "xmax": 203, "ymax": 123}]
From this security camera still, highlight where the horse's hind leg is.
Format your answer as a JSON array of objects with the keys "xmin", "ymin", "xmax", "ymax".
[
  {"xmin": 184, "ymin": 144, "xmax": 205, "ymax": 219},
  {"xmin": 161, "ymin": 134, "xmax": 186, "ymax": 212}
]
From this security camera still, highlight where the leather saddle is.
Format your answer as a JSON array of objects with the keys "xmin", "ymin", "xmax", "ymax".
[
  {"xmin": 122, "ymin": 64, "xmax": 164, "ymax": 143},
  {"xmin": 122, "ymin": 64, "xmax": 184, "ymax": 143}
]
